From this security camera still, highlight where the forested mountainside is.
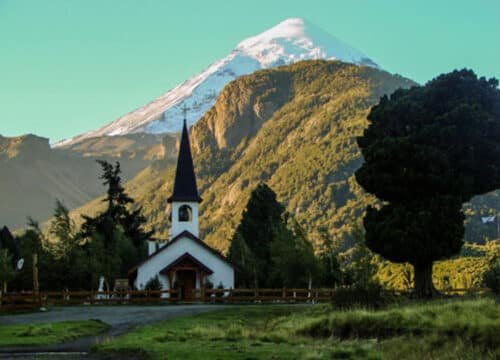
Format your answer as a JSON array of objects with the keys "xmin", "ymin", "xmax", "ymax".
[
  {"xmin": 72, "ymin": 60, "xmax": 413, "ymax": 250},
  {"xmin": 71, "ymin": 60, "xmax": 498, "ymax": 252},
  {"xmin": 0, "ymin": 133, "xmax": 176, "ymax": 229}
]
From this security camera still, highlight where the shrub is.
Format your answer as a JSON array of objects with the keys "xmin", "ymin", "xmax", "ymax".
[
  {"xmin": 331, "ymin": 283, "xmax": 394, "ymax": 309},
  {"xmin": 205, "ymin": 279, "xmax": 214, "ymax": 289},
  {"xmin": 216, "ymin": 282, "xmax": 224, "ymax": 298},
  {"xmin": 484, "ymin": 261, "xmax": 500, "ymax": 294},
  {"xmin": 145, "ymin": 276, "xmax": 163, "ymax": 298}
]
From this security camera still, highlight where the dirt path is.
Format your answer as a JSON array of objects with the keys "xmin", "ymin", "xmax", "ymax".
[{"xmin": 0, "ymin": 304, "xmax": 227, "ymax": 358}]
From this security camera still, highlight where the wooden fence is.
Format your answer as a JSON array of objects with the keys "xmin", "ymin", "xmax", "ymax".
[{"xmin": 0, "ymin": 287, "xmax": 491, "ymax": 312}]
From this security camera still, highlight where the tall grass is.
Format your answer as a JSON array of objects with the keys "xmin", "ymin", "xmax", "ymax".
[
  {"xmin": 97, "ymin": 299, "xmax": 499, "ymax": 359},
  {"xmin": 299, "ymin": 298, "xmax": 499, "ymax": 348}
]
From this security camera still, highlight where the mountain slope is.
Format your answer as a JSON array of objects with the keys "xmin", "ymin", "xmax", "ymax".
[
  {"xmin": 71, "ymin": 60, "xmax": 414, "ymax": 251},
  {"xmin": 56, "ymin": 18, "xmax": 378, "ymax": 147},
  {"xmin": 0, "ymin": 133, "xmax": 175, "ymax": 229}
]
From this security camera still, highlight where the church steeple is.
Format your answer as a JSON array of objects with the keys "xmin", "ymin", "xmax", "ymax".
[
  {"xmin": 168, "ymin": 108, "xmax": 202, "ymax": 204},
  {"xmin": 168, "ymin": 106, "xmax": 201, "ymax": 240}
]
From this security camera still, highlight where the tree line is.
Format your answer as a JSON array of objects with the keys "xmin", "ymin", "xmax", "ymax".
[
  {"xmin": 0, "ymin": 161, "xmax": 151, "ymax": 292},
  {"xmin": 1, "ymin": 69, "xmax": 499, "ymax": 298},
  {"xmin": 227, "ymin": 183, "xmax": 378, "ymax": 290},
  {"xmin": 228, "ymin": 69, "xmax": 500, "ymax": 297}
]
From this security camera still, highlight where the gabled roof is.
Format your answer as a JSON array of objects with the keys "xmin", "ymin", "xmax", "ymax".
[
  {"xmin": 159, "ymin": 252, "xmax": 214, "ymax": 275},
  {"xmin": 128, "ymin": 230, "xmax": 234, "ymax": 278},
  {"xmin": 167, "ymin": 120, "xmax": 202, "ymax": 203}
]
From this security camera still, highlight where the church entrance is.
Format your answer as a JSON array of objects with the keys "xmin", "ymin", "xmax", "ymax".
[
  {"xmin": 176, "ymin": 270, "xmax": 196, "ymax": 300},
  {"xmin": 161, "ymin": 253, "xmax": 214, "ymax": 301}
]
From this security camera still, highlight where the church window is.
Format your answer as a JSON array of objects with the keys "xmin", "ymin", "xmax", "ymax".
[{"xmin": 179, "ymin": 205, "xmax": 192, "ymax": 222}]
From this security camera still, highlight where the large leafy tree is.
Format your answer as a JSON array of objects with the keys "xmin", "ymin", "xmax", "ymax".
[{"xmin": 356, "ymin": 69, "xmax": 500, "ymax": 297}]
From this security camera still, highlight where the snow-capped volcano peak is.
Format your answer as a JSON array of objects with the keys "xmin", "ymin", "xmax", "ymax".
[
  {"xmin": 235, "ymin": 18, "xmax": 374, "ymax": 68},
  {"xmin": 55, "ymin": 18, "xmax": 377, "ymax": 147}
]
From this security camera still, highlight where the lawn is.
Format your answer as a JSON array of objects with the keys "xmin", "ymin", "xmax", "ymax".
[
  {"xmin": 0, "ymin": 320, "xmax": 109, "ymax": 347},
  {"xmin": 96, "ymin": 298, "xmax": 499, "ymax": 359}
]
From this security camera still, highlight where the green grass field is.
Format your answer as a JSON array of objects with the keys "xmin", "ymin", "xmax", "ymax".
[
  {"xmin": 0, "ymin": 320, "xmax": 109, "ymax": 347},
  {"xmin": 96, "ymin": 298, "xmax": 499, "ymax": 359}
]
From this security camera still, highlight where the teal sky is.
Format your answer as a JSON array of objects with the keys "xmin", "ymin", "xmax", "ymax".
[{"xmin": 1, "ymin": 0, "xmax": 499, "ymax": 143}]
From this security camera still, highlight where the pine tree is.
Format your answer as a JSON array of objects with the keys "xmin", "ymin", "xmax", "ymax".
[
  {"xmin": 79, "ymin": 160, "xmax": 152, "ymax": 283},
  {"xmin": 228, "ymin": 183, "xmax": 286, "ymax": 287},
  {"xmin": 228, "ymin": 183, "xmax": 319, "ymax": 288},
  {"xmin": 0, "ymin": 226, "xmax": 18, "ymax": 260},
  {"xmin": 49, "ymin": 200, "xmax": 76, "ymax": 258},
  {"xmin": 0, "ymin": 249, "xmax": 15, "ymax": 293}
]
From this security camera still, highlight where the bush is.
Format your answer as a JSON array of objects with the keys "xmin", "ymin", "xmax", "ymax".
[
  {"xmin": 205, "ymin": 279, "xmax": 214, "ymax": 289},
  {"xmin": 484, "ymin": 261, "xmax": 500, "ymax": 294},
  {"xmin": 145, "ymin": 276, "xmax": 163, "ymax": 298},
  {"xmin": 216, "ymin": 282, "xmax": 224, "ymax": 298},
  {"xmin": 331, "ymin": 283, "xmax": 394, "ymax": 309}
]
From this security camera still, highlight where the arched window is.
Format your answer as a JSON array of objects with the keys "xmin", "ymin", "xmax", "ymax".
[{"xmin": 178, "ymin": 205, "xmax": 192, "ymax": 222}]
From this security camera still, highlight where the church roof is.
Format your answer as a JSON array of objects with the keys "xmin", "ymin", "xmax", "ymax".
[
  {"xmin": 167, "ymin": 120, "xmax": 202, "ymax": 203},
  {"xmin": 128, "ymin": 230, "xmax": 234, "ymax": 279},
  {"xmin": 160, "ymin": 252, "xmax": 214, "ymax": 275}
]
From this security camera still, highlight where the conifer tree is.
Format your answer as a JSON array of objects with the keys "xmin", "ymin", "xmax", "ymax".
[
  {"xmin": 356, "ymin": 69, "xmax": 500, "ymax": 297},
  {"xmin": 0, "ymin": 249, "xmax": 15, "ymax": 293},
  {"xmin": 80, "ymin": 160, "xmax": 152, "ymax": 283},
  {"xmin": 228, "ymin": 183, "xmax": 286, "ymax": 287},
  {"xmin": 50, "ymin": 200, "xmax": 76, "ymax": 258},
  {"xmin": 229, "ymin": 183, "xmax": 319, "ymax": 288}
]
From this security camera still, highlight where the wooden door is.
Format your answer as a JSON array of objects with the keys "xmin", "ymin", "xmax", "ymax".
[{"xmin": 177, "ymin": 270, "xmax": 196, "ymax": 300}]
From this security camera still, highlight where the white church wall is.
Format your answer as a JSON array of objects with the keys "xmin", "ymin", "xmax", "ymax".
[
  {"xmin": 147, "ymin": 240, "xmax": 156, "ymax": 256},
  {"xmin": 135, "ymin": 235, "xmax": 234, "ymax": 291},
  {"xmin": 170, "ymin": 201, "xmax": 199, "ymax": 239}
]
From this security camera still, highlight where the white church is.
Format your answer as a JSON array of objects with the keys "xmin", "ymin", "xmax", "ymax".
[{"xmin": 128, "ymin": 118, "xmax": 234, "ymax": 299}]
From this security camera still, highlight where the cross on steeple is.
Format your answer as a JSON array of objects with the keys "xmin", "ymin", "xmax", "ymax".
[{"xmin": 181, "ymin": 104, "xmax": 190, "ymax": 123}]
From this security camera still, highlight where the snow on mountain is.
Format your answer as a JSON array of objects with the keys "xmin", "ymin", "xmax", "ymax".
[{"xmin": 55, "ymin": 18, "xmax": 377, "ymax": 147}]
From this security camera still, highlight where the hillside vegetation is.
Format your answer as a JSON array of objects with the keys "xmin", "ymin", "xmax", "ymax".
[
  {"xmin": 71, "ymin": 60, "xmax": 498, "ymax": 253},
  {"xmin": 73, "ymin": 61, "xmax": 414, "ymax": 249}
]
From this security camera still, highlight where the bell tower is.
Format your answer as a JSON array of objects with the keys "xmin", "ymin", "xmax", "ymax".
[{"xmin": 167, "ymin": 105, "xmax": 202, "ymax": 239}]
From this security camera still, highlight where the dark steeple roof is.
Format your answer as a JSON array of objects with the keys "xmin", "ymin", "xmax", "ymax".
[{"xmin": 168, "ymin": 119, "xmax": 202, "ymax": 203}]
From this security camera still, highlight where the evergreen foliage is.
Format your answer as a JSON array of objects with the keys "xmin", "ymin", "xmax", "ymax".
[
  {"xmin": 228, "ymin": 183, "xmax": 319, "ymax": 288},
  {"xmin": 0, "ymin": 249, "xmax": 15, "ymax": 293},
  {"xmin": 484, "ymin": 260, "xmax": 500, "ymax": 294},
  {"xmin": 72, "ymin": 61, "xmax": 498, "ymax": 255},
  {"xmin": 0, "ymin": 226, "xmax": 18, "ymax": 260},
  {"xmin": 356, "ymin": 69, "xmax": 500, "ymax": 297},
  {"xmin": 316, "ymin": 228, "xmax": 343, "ymax": 287},
  {"xmin": 10, "ymin": 161, "xmax": 152, "ymax": 291},
  {"xmin": 78, "ymin": 160, "xmax": 152, "ymax": 288},
  {"xmin": 145, "ymin": 275, "xmax": 163, "ymax": 297}
]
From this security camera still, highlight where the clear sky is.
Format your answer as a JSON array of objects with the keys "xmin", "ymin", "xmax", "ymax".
[{"xmin": 1, "ymin": 0, "xmax": 499, "ymax": 142}]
